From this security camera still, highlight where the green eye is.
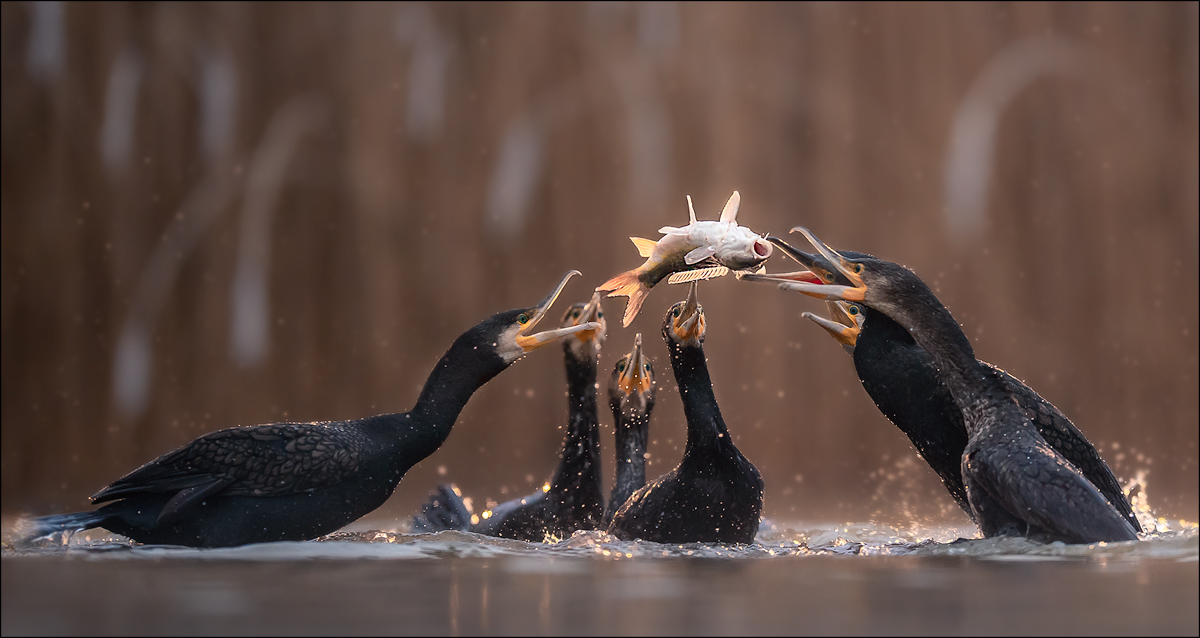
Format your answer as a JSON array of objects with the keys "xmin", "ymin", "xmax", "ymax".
[
  {"xmin": 848, "ymin": 305, "xmax": 859, "ymax": 316},
  {"xmin": 571, "ymin": 310, "xmax": 580, "ymax": 319},
  {"xmin": 644, "ymin": 363, "xmax": 650, "ymax": 372},
  {"xmin": 518, "ymin": 314, "xmax": 529, "ymax": 325},
  {"xmin": 617, "ymin": 361, "xmax": 626, "ymax": 373},
  {"xmin": 672, "ymin": 306, "xmax": 680, "ymax": 317},
  {"xmin": 853, "ymin": 263, "xmax": 863, "ymax": 274},
  {"xmin": 597, "ymin": 311, "xmax": 604, "ymax": 318}
]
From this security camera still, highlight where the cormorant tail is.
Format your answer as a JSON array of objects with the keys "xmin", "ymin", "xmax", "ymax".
[
  {"xmin": 21, "ymin": 509, "xmax": 112, "ymax": 541},
  {"xmin": 410, "ymin": 483, "xmax": 473, "ymax": 532}
]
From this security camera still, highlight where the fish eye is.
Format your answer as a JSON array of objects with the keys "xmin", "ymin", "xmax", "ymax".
[
  {"xmin": 617, "ymin": 361, "xmax": 627, "ymax": 373},
  {"xmin": 518, "ymin": 314, "xmax": 529, "ymax": 325}
]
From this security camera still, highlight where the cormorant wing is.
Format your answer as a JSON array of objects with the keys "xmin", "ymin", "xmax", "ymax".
[
  {"xmin": 91, "ymin": 422, "xmax": 367, "ymax": 507},
  {"xmin": 991, "ymin": 364, "xmax": 1141, "ymax": 533},
  {"xmin": 966, "ymin": 432, "xmax": 1138, "ymax": 543}
]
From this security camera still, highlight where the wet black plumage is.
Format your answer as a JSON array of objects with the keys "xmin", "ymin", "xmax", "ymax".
[
  {"xmin": 774, "ymin": 241, "xmax": 1141, "ymax": 533},
  {"xmin": 411, "ymin": 296, "xmax": 608, "ymax": 542},
  {"xmin": 25, "ymin": 272, "xmax": 596, "ymax": 548},
  {"xmin": 607, "ymin": 284, "xmax": 764, "ymax": 544},
  {"xmin": 603, "ymin": 333, "xmax": 656, "ymax": 525},
  {"xmin": 766, "ymin": 230, "xmax": 1138, "ymax": 543}
]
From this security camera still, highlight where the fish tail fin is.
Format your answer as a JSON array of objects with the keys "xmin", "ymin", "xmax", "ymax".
[{"xmin": 597, "ymin": 269, "xmax": 651, "ymax": 327}]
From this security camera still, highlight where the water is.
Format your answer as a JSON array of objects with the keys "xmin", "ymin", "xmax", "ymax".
[{"xmin": 3, "ymin": 518, "xmax": 1197, "ymax": 635}]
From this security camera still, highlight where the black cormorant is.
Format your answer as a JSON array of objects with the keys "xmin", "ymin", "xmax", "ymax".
[
  {"xmin": 745, "ymin": 236, "xmax": 1141, "ymax": 533},
  {"xmin": 603, "ymin": 332, "xmax": 656, "ymax": 525},
  {"xmin": 606, "ymin": 283, "xmax": 764, "ymax": 544},
  {"xmin": 411, "ymin": 292, "xmax": 609, "ymax": 542},
  {"xmin": 23, "ymin": 271, "xmax": 599, "ymax": 548},
  {"xmin": 748, "ymin": 229, "xmax": 1138, "ymax": 543}
]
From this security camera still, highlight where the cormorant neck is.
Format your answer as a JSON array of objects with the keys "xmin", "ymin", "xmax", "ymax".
[
  {"xmin": 668, "ymin": 340, "xmax": 730, "ymax": 453},
  {"xmin": 877, "ymin": 283, "xmax": 1015, "ymax": 435},
  {"xmin": 405, "ymin": 331, "xmax": 509, "ymax": 460},
  {"xmin": 549, "ymin": 351, "xmax": 601, "ymax": 488},
  {"xmin": 609, "ymin": 401, "xmax": 649, "ymax": 514}
]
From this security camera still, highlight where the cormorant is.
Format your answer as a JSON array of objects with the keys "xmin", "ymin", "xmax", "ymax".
[
  {"xmin": 23, "ymin": 271, "xmax": 600, "ymax": 548},
  {"xmin": 744, "ymin": 236, "xmax": 1141, "ymax": 533},
  {"xmin": 748, "ymin": 229, "xmax": 1138, "ymax": 544},
  {"xmin": 603, "ymin": 332, "xmax": 656, "ymax": 525},
  {"xmin": 411, "ymin": 292, "xmax": 608, "ymax": 542},
  {"xmin": 606, "ymin": 282, "xmax": 764, "ymax": 544}
]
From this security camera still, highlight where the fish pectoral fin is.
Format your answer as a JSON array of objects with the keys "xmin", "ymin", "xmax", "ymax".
[
  {"xmin": 684, "ymin": 245, "xmax": 717, "ymax": 265},
  {"xmin": 667, "ymin": 266, "xmax": 729, "ymax": 285},
  {"xmin": 629, "ymin": 237, "xmax": 658, "ymax": 258}
]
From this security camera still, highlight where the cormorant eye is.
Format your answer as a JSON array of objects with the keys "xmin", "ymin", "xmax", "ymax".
[
  {"xmin": 617, "ymin": 361, "xmax": 626, "ymax": 373},
  {"xmin": 644, "ymin": 363, "xmax": 651, "ymax": 372},
  {"xmin": 848, "ymin": 305, "xmax": 859, "ymax": 316},
  {"xmin": 571, "ymin": 310, "xmax": 580, "ymax": 319},
  {"xmin": 597, "ymin": 311, "xmax": 604, "ymax": 318},
  {"xmin": 672, "ymin": 306, "xmax": 681, "ymax": 317},
  {"xmin": 853, "ymin": 263, "xmax": 863, "ymax": 274},
  {"xmin": 518, "ymin": 314, "xmax": 530, "ymax": 325}
]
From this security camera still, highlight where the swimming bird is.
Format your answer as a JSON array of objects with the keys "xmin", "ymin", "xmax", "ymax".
[
  {"xmin": 604, "ymin": 332, "xmax": 657, "ymax": 525},
  {"xmin": 746, "ymin": 229, "xmax": 1138, "ymax": 543},
  {"xmin": 607, "ymin": 282, "xmax": 764, "ymax": 544},
  {"xmin": 745, "ymin": 237, "xmax": 1141, "ymax": 533},
  {"xmin": 23, "ymin": 271, "xmax": 600, "ymax": 548},
  {"xmin": 411, "ymin": 292, "xmax": 609, "ymax": 541}
]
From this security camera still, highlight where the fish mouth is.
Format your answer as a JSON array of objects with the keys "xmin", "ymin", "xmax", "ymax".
[
  {"xmin": 516, "ymin": 270, "xmax": 601, "ymax": 352},
  {"xmin": 741, "ymin": 228, "xmax": 867, "ymax": 302},
  {"xmin": 735, "ymin": 235, "xmax": 824, "ymax": 286},
  {"xmin": 802, "ymin": 301, "xmax": 862, "ymax": 348},
  {"xmin": 573, "ymin": 291, "xmax": 605, "ymax": 343},
  {"xmin": 617, "ymin": 333, "xmax": 653, "ymax": 396},
  {"xmin": 671, "ymin": 282, "xmax": 705, "ymax": 342}
]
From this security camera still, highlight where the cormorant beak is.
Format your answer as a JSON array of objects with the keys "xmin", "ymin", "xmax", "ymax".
[
  {"xmin": 618, "ymin": 333, "xmax": 653, "ymax": 396},
  {"xmin": 672, "ymin": 282, "xmax": 705, "ymax": 342},
  {"xmin": 801, "ymin": 301, "xmax": 861, "ymax": 348},
  {"xmin": 735, "ymin": 236, "xmax": 824, "ymax": 286},
  {"xmin": 759, "ymin": 227, "xmax": 867, "ymax": 302},
  {"xmin": 516, "ymin": 270, "xmax": 601, "ymax": 352},
  {"xmin": 573, "ymin": 291, "xmax": 605, "ymax": 343}
]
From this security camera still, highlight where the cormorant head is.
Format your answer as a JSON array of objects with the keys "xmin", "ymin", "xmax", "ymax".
[
  {"xmin": 746, "ymin": 227, "xmax": 933, "ymax": 325},
  {"xmin": 560, "ymin": 291, "xmax": 607, "ymax": 362},
  {"xmin": 801, "ymin": 301, "xmax": 864, "ymax": 355},
  {"xmin": 493, "ymin": 270, "xmax": 603, "ymax": 364},
  {"xmin": 608, "ymin": 332, "xmax": 656, "ymax": 421},
  {"xmin": 662, "ymin": 282, "xmax": 705, "ymax": 348}
]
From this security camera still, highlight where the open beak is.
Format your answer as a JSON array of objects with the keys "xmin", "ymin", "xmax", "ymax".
[
  {"xmin": 618, "ymin": 333, "xmax": 653, "ymax": 395},
  {"xmin": 735, "ymin": 236, "xmax": 824, "ymax": 286},
  {"xmin": 802, "ymin": 301, "xmax": 861, "ymax": 348},
  {"xmin": 516, "ymin": 270, "xmax": 602, "ymax": 352},
  {"xmin": 574, "ymin": 291, "xmax": 604, "ymax": 343},
  {"xmin": 758, "ymin": 227, "xmax": 868, "ymax": 302},
  {"xmin": 672, "ymin": 282, "xmax": 705, "ymax": 342}
]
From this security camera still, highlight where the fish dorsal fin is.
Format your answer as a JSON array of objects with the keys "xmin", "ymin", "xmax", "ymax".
[
  {"xmin": 629, "ymin": 236, "xmax": 658, "ymax": 258},
  {"xmin": 686, "ymin": 195, "xmax": 698, "ymax": 224},
  {"xmin": 719, "ymin": 190, "xmax": 741, "ymax": 224},
  {"xmin": 667, "ymin": 265, "xmax": 729, "ymax": 285}
]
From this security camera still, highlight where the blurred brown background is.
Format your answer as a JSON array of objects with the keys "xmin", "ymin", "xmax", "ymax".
[{"xmin": 2, "ymin": 1, "xmax": 1197, "ymax": 528}]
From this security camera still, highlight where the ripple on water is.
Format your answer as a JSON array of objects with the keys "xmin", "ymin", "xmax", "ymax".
[{"xmin": 4, "ymin": 518, "xmax": 1196, "ymax": 562}]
